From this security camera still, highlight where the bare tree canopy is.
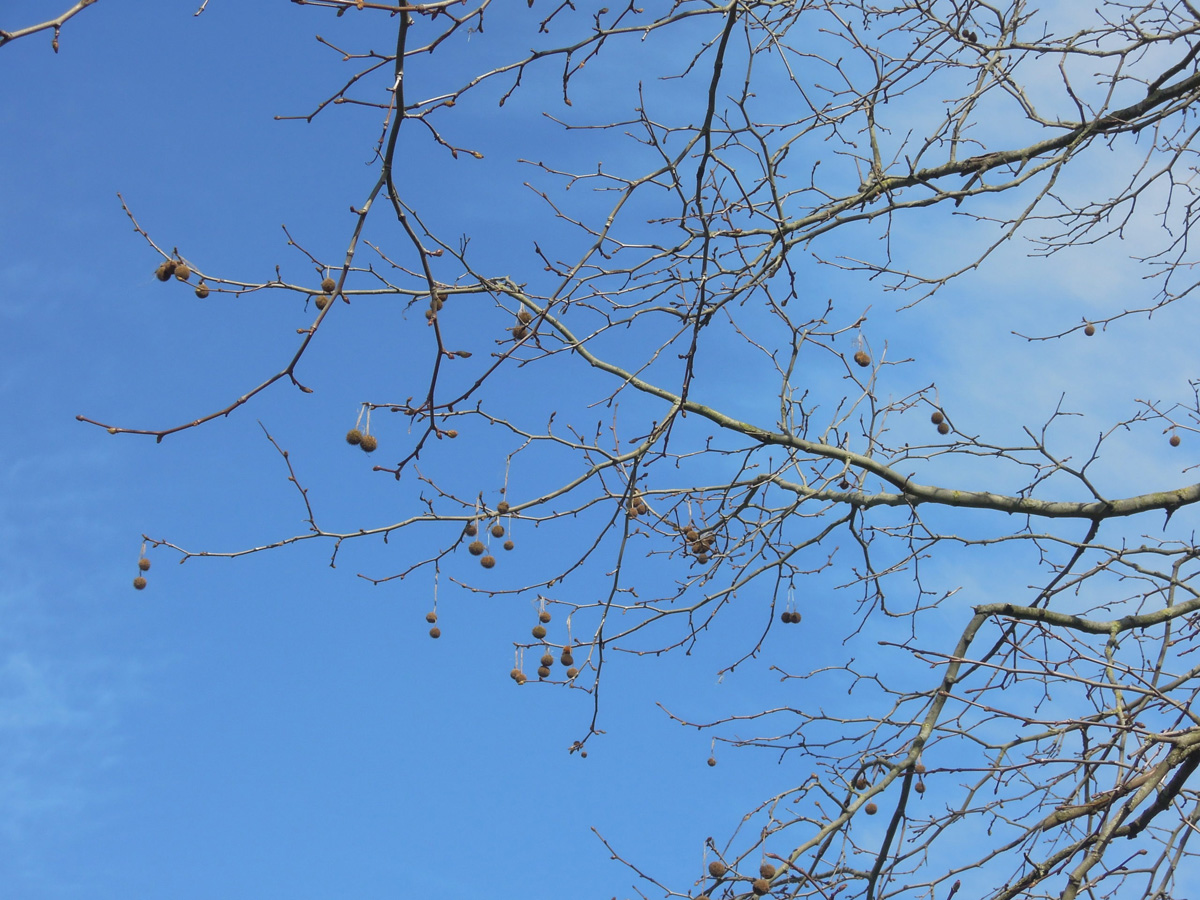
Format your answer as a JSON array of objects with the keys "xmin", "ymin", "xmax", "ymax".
[{"xmin": 8, "ymin": 1, "xmax": 1200, "ymax": 898}]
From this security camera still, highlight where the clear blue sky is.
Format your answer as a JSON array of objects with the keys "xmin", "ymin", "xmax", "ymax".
[{"xmin": 2, "ymin": 4, "xmax": 1198, "ymax": 899}]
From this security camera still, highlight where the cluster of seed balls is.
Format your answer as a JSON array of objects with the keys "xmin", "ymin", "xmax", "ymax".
[
  {"xmin": 465, "ymin": 502, "xmax": 515, "ymax": 568},
  {"xmin": 698, "ymin": 860, "xmax": 780, "ymax": 898},
  {"xmin": 930, "ymin": 409, "xmax": 951, "ymax": 436},
  {"xmin": 510, "ymin": 609, "xmax": 579, "ymax": 684},
  {"xmin": 155, "ymin": 259, "xmax": 209, "ymax": 298},
  {"xmin": 345, "ymin": 428, "xmax": 378, "ymax": 453},
  {"xmin": 132, "ymin": 556, "xmax": 151, "ymax": 591},
  {"xmin": 682, "ymin": 523, "xmax": 717, "ymax": 564},
  {"xmin": 314, "ymin": 277, "xmax": 338, "ymax": 311},
  {"xmin": 511, "ymin": 308, "xmax": 533, "ymax": 340}
]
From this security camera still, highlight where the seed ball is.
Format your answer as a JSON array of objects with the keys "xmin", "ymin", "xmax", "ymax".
[
  {"xmin": 915, "ymin": 781, "xmax": 926, "ymax": 794},
  {"xmin": 1171, "ymin": 434, "xmax": 1181, "ymax": 447},
  {"xmin": 684, "ymin": 528, "xmax": 699, "ymax": 542},
  {"xmin": 635, "ymin": 500, "xmax": 648, "ymax": 514},
  {"xmin": 531, "ymin": 624, "xmax": 547, "ymax": 639},
  {"xmin": 137, "ymin": 557, "xmax": 152, "ymax": 572},
  {"xmin": 497, "ymin": 501, "xmax": 510, "ymax": 514},
  {"xmin": 465, "ymin": 523, "xmax": 478, "ymax": 537},
  {"xmin": 855, "ymin": 776, "xmax": 868, "ymax": 790},
  {"xmin": 780, "ymin": 611, "xmax": 793, "ymax": 624},
  {"xmin": 174, "ymin": 264, "xmax": 191, "ymax": 282},
  {"xmin": 359, "ymin": 434, "xmax": 378, "ymax": 452},
  {"xmin": 839, "ymin": 479, "xmax": 851, "ymax": 490},
  {"xmin": 580, "ymin": 750, "xmax": 587, "ymax": 758},
  {"xmin": 930, "ymin": 410, "xmax": 945, "ymax": 425},
  {"xmin": 424, "ymin": 309, "xmax": 434, "ymax": 320},
  {"xmin": 538, "ymin": 610, "xmax": 551, "ymax": 624},
  {"xmin": 517, "ymin": 308, "xmax": 533, "ymax": 324},
  {"xmin": 345, "ymin": 429, "xmax": 363, "ymax": 446},
  {"xmin": 321, "ymin": 277, "xmax": 337, "ymax": 293},
  {"xmin": 194, "ymin": 283, "xmax": 210, "ymax": 299},
  {"xmin": 695, "ymin": 553, "xmax": 709, "ymax": 564},
  {"xmin": 566, "ymin": 667, "xmax": 579, "ymax": 678},
  {"xmin": 760, "ymin": 863, "xmax": 777, "ymax": 879},
  {"xmin": 707, "ymin": 757, "xmax": 717, "ymax": 767},
  {"xmin": 515, "ymin": 673, "xmax": 527, "ymax": 685},
  {"xmin": 480, "ymin": 555, "xmax": 496, "ymax": 569},
  {"xmin": 560, "ymin": 653, "xmax": 575, "ymax": 667},
  {"xmin": 315, "ymin": 294, "xmax": 330, "ymax": 310},
  {"xmin": 490, "ymin": 524, "xmax": 505, "ymax": 538},
  {"xmin": 708, "ymin": 861, "xmax": 727, "ymax": 878},
  {"xmin": 865, "ymin": 803, "xmax": 878, "ymax": 815},
  {"xmin": 789, "ymin": 612, "xmax": 801, "ymax": 624},
  {"xmin": 1084, "ymin": 323, "xmax": 1096, "ymax": 336},
  {"xmin": 468, "ymin": 540, "xmax": 485, "ymax": 556},
  {"xmin": 425, "ymin": 611, "xmax": 438, "ymax": 624},
  {"xmin": 915, "ymin": 762, "xmax": 926, "ymax": 774},
  {"xmin": 752, "ymin": 878, "xmax": 771, "ymax": 895},
  {"xmin": 854, "ymin": 350, "xmax": 871, "ymax": 367},
  {"xmin": 429, "ymin": 626, "xmax": 441, "ymax": 639},
  {"xmin": 937, "ymin": 422, "xmax": 951, "ymax": 435},
  {"xmin": 133, "ymin": 576, "xmax": 147, "ymax": 590},
  {"xmin": 154, "ymin": 262, "xmax": 174, "ymax": 281},
  {"xmin": 691, "ymin": 541, "xmax": 705, "ymax": 554},
  {"xmin": 512, "ymin": 325, "xmax": 528, "ymax": 340},
  {"xmin": 540, "ymin": 652, "xmax": 554, "ymax": 668},
  {"xmin": 537, "ymin": 666, "xmax": 551, "ymax": 679},
  {"xmin": 510, "ymin": 668, "xmax": 523, "ymax": 682},
  {"xmin": 503, "ymin": 540, "xmax": 515, "ymax": 551}
]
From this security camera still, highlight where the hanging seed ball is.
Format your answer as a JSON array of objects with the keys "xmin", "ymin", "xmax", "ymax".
[
  {"xmin": 780, "ymin": 611, "xmax": 792, "ymax": 624},
  {"xmin": 515, "ymin": 672, "xmax": 528, "ymax": 685},
  {"xmin": 560, "ymin": 652, "xmax": 575, "ymax": 667},
  {"xmin": 428, "ymin": 626, "xmax": 441, "ymax": 639},
  {"xmin": 194, "ymin": 283, "xmax": 210, "ymax": 299},
  {"xmin": 915, "ymin": 762, "xmax": 926, "ymax": 774},
  {"xmin": 1171, "ymin": 433, "xmax": 1182, "ymax": 447},
  {"xmin": 915, "ymin": 781, "xmax": 926, "ymax": 794},
  {"xmin": 133, "ymin": 576, "xmax": 147, "ymax": 590},
  {"xmin": 1084, "ymin": 323, "xmax": 1096, "ymax": 336},
  {"xmin": 635, "ymin": 499, "xmax": 648, "ymax": 514},
  {"xmin": 510, "ymin": 668, "xmax": 523, "ymax": 682},
  {"xmin": 137, "ymin": 557, "xmax": 152, "ymax": 572},
  {"xmin": 707, "ymin": 757, "xmax": 717, "ymax": 768},
  {"xmin": 532, "ymin": 624, "xmax": 548, "ymax": 640},
  {"xmin": 537, "ymin": 666, "xmax": 551, "ymax": 679},
  {"xmin": 930, "ymin": 410, "xmax": 945, "ymax": 425},
  {"xmin": 695, "ymin": 553, "xmax": 709, "ymax": 564},
  {"xmin": 789, "ymin": 612, "xmax": 801, "ymax": 624},
  {"xmin": 566, "ymin": 667, "xmax": 579, "ymax": 679},
  {"xmin": 937, "ymin": 422, "xmax": 951, "ymax": 435},
  {"xmin": 321, "ymin": 277, "xmax": 337, "ymax": 293},
  {"xmin": 540, "ymin": 652, "xmax": 554, "ymax": 668},
  {"xmin": 865, "ymin": 803, "xmax": 878, "ymax": 815},
  {"xmin": 538, "ymin": 610, "xmax": 552, "ymax": 624},
  {"xmin": 465, "ymin": 523, "xmax": 478, "ymax": 537},
  {"xmin": 155, "ymin": 261, "xmax": 175, "ymax": 281},
  {"xmin": 691, "ymin": 541, "xmax": 705, "ymax": 554},
  {"xmin": 503, "ymin": 539, "xmax": 515, "ymax": 551},
  {"xmin": 497, "ymin": 501, "xmax": 510, "ymax": 514},
  {"xmin": 425, "ymin": 611, "xmax": 438, "ymax": 624},
  {"xmin": 580, "ymin": 750, "xmax": 587, "ymax": 758},
  {"xmin": 512, "ymin": 325, "xmax": 528, "ymax": 340},
  {"xmin": 760, "ymin": 863, "xmax": 777, "ymax": 879},
  {"xmin": 490, "ymin": 524, "xmax": 505, "ymax": 538},
  {"xmin": 424, "ymin": 309, "xmax": 434, "ymax": 320},
  {"xmin": 839, "ymin": 479, "xmax": 851, "ymax": 490},
  {"xmin": 174, "ymin": 264, "xmax": 192, "ymax": 282},
  {"xmin": 752, "ymin": 878, "xmax": 771, "ymax": 896},
  {"xmin": 346, "ymin": 429, "xmax": 363, "ymax": 446},
  {"xmin": 854, "ymin": 350, "xmax": 871, "ymax": 367},
  {"xmin": 468, "ymin": 540, "xmax": 485, "ymax": 556},
  {"xmin": 480, "ymin": 555, "xmax": 496, "ymax": 569},
  {"xmin": 684, "ymin": 527, "xmax": 699, "ymax": 542},
  {"xmin": 855, "ymin": 775, "xmax": 868, "ymax": 790},
  {"xmin": 708, "ymin": 861, "xmax": 727, "ymax": 878},
  {"xmin": 517, "ymin": 308, "xmax": 533, "ymax": 325},
  {"xmin": 359, "ymin": 434, "xmax": 378, "ymax": 453},
  {"xmin": 315, "ymin": 294, "xmax": 331, "ymax": 310}
]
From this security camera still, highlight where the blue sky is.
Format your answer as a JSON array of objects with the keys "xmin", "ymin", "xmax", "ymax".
[{"xmin": 3, "ymin": 3, "xmax": 1200, "ymax": 899}]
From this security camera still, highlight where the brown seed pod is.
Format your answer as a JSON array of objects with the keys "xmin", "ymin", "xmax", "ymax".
[
  {"xmin": 512, "ymin": 325, "xmax": 528, "ymax": 340},
  {"xmin": 517, "ymin": 308, "xmax": 533, "ymax": 324},
  {"xmin": 468, "ymin": 540, "xmax": 485, "ymax": 556},
  {"xmin": 760, "ymin": 863, "xmax": 777, "ymax": 879},
  {"xmin": 315, "ymin": 294, "xmax": 331, "ymax": 310},
  {"xmin": 1084, "ymin": 323, "xmax": 1096, "ymax": 336},
  {"xmin": 464, "ymin": 523, "xmax": 478, "ymax": 537},
  {"xmin": 428, "ymin": 626, "xmax": 441, "ymax": 639},
  {"xmin": 839, "ymin": 479, "xmax": 851, "ymax": 490},
  {"xmin": 855, "ymin": 776, "xmax": 868, "ymax": 790},
  {"xmin": 691, "ymin": 541, "xmax": 706, "ymax": 554},
  {"xmin": 532, "ymin": 624, "xmax": 547, "ymax": 639},
  {"xmin": 854, "ymin": 349, "xmax": 871, "ymax": 367},
  {"xmin": 914, "ymin": 762, "xmax": 926, "ymax": 774},
  {"xmin": 707, "ymin": 757, "xmax": 717, "ymax": 767},
  {"xmin": 424, "ymin": 309, "xmax": 434, "ymax": 321},
  {"xmin": 538, "ymin": 610, "xmax": 552, "ymax": 624},
  {"xmin": 503, "ymin": 539, "xmax": 515, "ymax": 551},
  {"xmin": 708, "ymin": 861, "xmax": 727, "ymax": 878},
  {"xmin": 684, "ymin": 528, "xmax": 699, "ymax": 542},
  {"xmin": 321, "ymin": 277, "xmax": 337, "ymax": 293},
  {"xmin": 510, "ymin": 668, "xmax": 523, "ymax": 682},
  {"xmin": 359, "ymin": 434, "xmax": 378, "ymax": 452},
  {"xmin": 480, "ymin": 555, "xmax": 496, "ymax": 569},
  {"xmin": 930, "ymin": 410, "xmax": 945, "ymax": 425},
  {"xmin": 540, "ymin": 652, "xmax": 554, "ymax": 667},
  {"xmin": 137, "ymin": 557, "xmax": 152, "ymax": 572},
  {"xmin": 695, "ymin": 553, "xmax": 709, "ymax": 564},
  {"xmin": 346, "ymin": 429, "xmax": 363, "ymax": 446},
  {"xmin": 194, "ymin": 283, "xmax": 210, "ymax": 299},
  {"xmin": 780, "ymin": 611, "xmax": 792, "ymax": 624},
  {"xmin": 174, "ymin": 264, "xmax": 191, "ymax": 282},
  {"xmin": 635, "ymin": 499, "xmax": 648, "ymax": 514},
  {"xmin": 566, "ymin": 667, "xmax": 579, "ymax": 679},
  {"xmin": 788, "ymin": 611, "xmax": 801, "ymax": 624},
  {"xmin": 752, "ymin": 878, "xmax": 771, "ymax": 896},
  {"xmin": 154, "ymin": 261, "xmax": 175, "ymax": 281},
  {"xmin": 515, "ymin": 672, "xmax": 527, "ymax": 685},
  {"xmin": 425, "ymin": 611, "xmax": 438, "ymax": 624},
  {"xmin": 915, "ymin": 780, "xmax": 926, "ymax": 794},
  {"xmin": 537, "ymin": 666, "xmax": 551, "ymax": 679},
  {"xmin": 560, "ymin": 653, "xmax": 575, "ymax": 667},
  {"xmin": 497, "ymin": 501, "xmax": 510, "ymax": 514},
  {"xmin": 490, "ymin": 524, "xmax": 505, "ymax": 538},
  {"xmin": 1171, "ymin": 433, "xmax": 1182, "ymax": 447},
  {"xmin": 937, "ymin": 422, "xmax": 951, "ymax": 435},
  {"xmin": 133, "ymin": 576, "xmax": 147, "ymax": 590},
  {"xmin": 865, "ymin": 803, "xmax": 878, "ymax": 815},
  {"xmin": 580, "ymin": 750, "xmax": 587, "ymax": 758}
]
